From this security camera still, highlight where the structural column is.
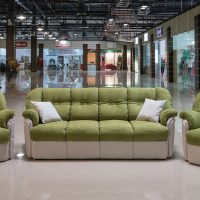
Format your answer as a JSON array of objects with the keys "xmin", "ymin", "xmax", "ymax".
[
  {"xmin": 83, "ymin": 44, "xmax": 88, "ymax": 71},
  {"xmin": 195, "ymin": 14, "xmax": 200, "ymax": 89},
  {"xmin": 6, "ymin": 0, "xmax": 15, "ymax": 66},
  {"xmin": 139, "ymin": 38, "xmax": 144, "ymax": 75},
  {"xmin": 31, "ymin": 15, "xmax": 37, "ymax": 72},
  {"xmin": 96, "ymin": 44, "xmax": 100, "ymax": 71},
  {"xmin": 130, "ymin": 47, "xmax": 133, "ymax": 71},
  {"xmin": 167, "ymin": 27, "xmax": 174, "ymax": 82},
  {"xmin": 31, "ymin": 36, "xmax": 37, "ymax": 72},
  {"xmin": 38, "ymin": 43, "xmax": 44, "ymax": 71},
  {"xmin": 150, "ymin": 34, "xmax": 155, "ymax": 77},
  {"xmin": 122, "ymin": 45, "xmax": 127, "ymax": 70}
]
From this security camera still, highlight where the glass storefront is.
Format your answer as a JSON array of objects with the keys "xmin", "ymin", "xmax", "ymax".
[
  {"xmin": 16, "ymin": 49, "xmax": 31, "ymax": 69},
  {"xmin": 155, "ymin": 39, "xmax": 167, "ymax": 80},
  {"xmin": 43, "ymin": 48, "xmax": 83, "ymax": 70},
  {"xmin": 173, "ymin": 30, "xmax": 195, "ymax": 86},
  {"xmin": 143, "ymin": 43, "xmax": 150, "ymax": 75}
]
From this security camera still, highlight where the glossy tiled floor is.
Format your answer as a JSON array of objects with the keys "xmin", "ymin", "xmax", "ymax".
[{"xmin": 0, "ymin": 69, "xmax": 200, "ymax": 200}]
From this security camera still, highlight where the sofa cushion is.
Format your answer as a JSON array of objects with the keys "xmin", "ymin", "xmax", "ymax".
[
  {"xmin": 186, "ymin": 129, "xmax": 200, "ymax": 146},
  {"xmin": 70, "ymin": 88, "xmax": 98, "ymax": 120},
  {"xmin": 31, "ymin": 101, "xmax": 61, "ymax": 123},
  {"xmin": 128, "ymin": 88, "xmax": 156, "ymax": 120},
  {"xmin": 0, "ymin": 128, "xmax": 9, "ymax": 144},
  {"xmin": 66, "ymin": 120, "xmax": 99, "ymax": 141},
  {"xmin": 99, "ymin": 88, "xmax": 128, "ymax": 120},
  {"xmin": 30, "ymin": 121, "xmax": 67, "ymax": 141},
  {"xmin": 42, "ymin": 88, "xmax": 71, "ymax": 121},
  {"xmin": 130, "ymin": 121, "xmax": 168, "ymax": 141},
  {"xmin": 99, "ymin": 120, "xmax": 133, "ymax": 141},
  {"xmin": 26, "ymin": 88, "xmax": 43, "ymax": 109},
  {"xmin": 136, "ymin": 98, "xmax": 166, "ymax": 123}
]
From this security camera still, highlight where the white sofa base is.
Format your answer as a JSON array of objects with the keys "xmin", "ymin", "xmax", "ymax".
[
  {"xmin": 182, "ymin": 120, "xmax": 200, "ymax": 165},
  {"xmin": 134, "ymin": 141, "xmax": 168, "ymax": 159},
  {"xmin": 25, "ymin": 118, "xmax": 175, "ymax": 160},
  {"xmin": 0, "ymin": 118, "xmax": 15, "ymax": 162}
]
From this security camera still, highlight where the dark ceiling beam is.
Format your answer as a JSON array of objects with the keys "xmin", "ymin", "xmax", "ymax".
[
  {"xmin": 30, "ymin": 0, "xmax": 46, "ymax": 19},
  {"xmin": 15, "ymin": 0, "xmax": 30, "ymax": 11}
]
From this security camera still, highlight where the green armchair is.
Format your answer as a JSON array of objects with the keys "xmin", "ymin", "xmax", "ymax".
[{"xmin": 180, "ymin": 92, "xmax": 200, "ymax": 165}]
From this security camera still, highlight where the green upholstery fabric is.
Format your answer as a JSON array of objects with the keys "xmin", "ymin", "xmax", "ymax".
[
  {"xmin": 26, "ymin": 88, "xmax": 43, "ymax": 109},
  {"xmin": 99, "ymin": 88, "xmax": 128, "ymax": 120},
  {"xmin": 192, "ymin": 92, "xmax": 200, "ymax": 112},
  {"xmin": 23, "ymin": 109, "xmax": 39, "ymax": 127},
  {"xmin": 127, "ymin": 87, "xmax": 172, "ymax": 120},
  {"xmin": 130, "ymin": 121, "xmax": 168, "ymax": 141},
  {"xmin": 0, "ymin": 92, "xmax": 7, "ymax": 110},
  {"xmin": 70, "ymin": 88, "xmax": 98, "ymax": 120},
  {"xmin": 160, "ymin": 109, "xmax": 177, "ymax": 126},
  {"xmin": 186, "ymin": 129, "xmax": 200, "ymax": 146},
  {"xmin": 66, "ymin": 120, "xmax": 99, "ymax": 141},
  {"xmin": 0, "ymin": 109, "xmax": 14, "ymax": 128},
  {"xmin": 43, "ymin": 88, "xmax": 71, "ymax": 121},
  {"xmin": 155, "ymin": 87, "xmax": 172, "ymax": 109},
  {"xmin": 128, "ymin": 88, "xmax": 156, "ymax": 120},
  {"xmin": 100, "ymin": 120, "xmax": 133, "ymax": 141},
  {"xmin": 0, "ymin": 127, "xmax": 9, "ymax": 144},
  {"xmin": 180, "ymin": 110, "xmax": 200, "ymax": 130},
  {"xmin": 31, "ymin": 121, "xmax": 67, "ymax": 141}
]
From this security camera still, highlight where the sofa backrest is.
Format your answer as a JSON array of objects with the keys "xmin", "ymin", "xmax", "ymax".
[
  {"xmin": 99, "ymin": 88, "xmax": 128, "ymax": 120},
  {"xmin": 127, "ymin": 87, "xmax": 172, "ymax": 120},
  {"xmin": 192, "ymin": 92, "xmax": 200, "ymax": 112},
  {"xmin": 26, "ymin": 88, "xmax": 71, "ymax": 121},
  {"xmin": 26, "ymin": 87, "xmax": 172, "ymax": 122},
  {"xmin": 0, "ymin": 92, "xmax": 7, "ymax": 110},
  {"xmin": 70, "ymin": 88, "xmax": 98, "ymax": 120}
]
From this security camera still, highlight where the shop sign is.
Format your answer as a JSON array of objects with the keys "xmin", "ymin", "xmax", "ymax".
[
  {"xmin": 156, "ymin": 26, "xmax": 163, "ymax": 38},
  {"xmin": 56, "ymin": 40, "xmax": 71, "ymax": 48},
  {"xmin": 16, "ymin": 41, "xmax": 27, "ymax": 48}
]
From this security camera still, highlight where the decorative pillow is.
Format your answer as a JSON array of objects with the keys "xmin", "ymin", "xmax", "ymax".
[
  {"xmin": 136, "ymin": 98, "xmax": 166, "ymax": 123},
  {"xmin": 31, "ymin": 101, "xmax": 61, "ymax": 123}
]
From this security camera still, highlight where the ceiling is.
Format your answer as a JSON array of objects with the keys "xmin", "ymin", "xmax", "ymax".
[{"xmin": 0, "ymin": 0, "xmax": 200, "ymax": 42}]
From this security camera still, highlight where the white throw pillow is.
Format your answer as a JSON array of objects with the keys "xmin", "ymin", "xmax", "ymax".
[
  {"xmin": 136, "ymin": 98, "xmax": 166, "ymax": 123},
  {"xmin": 31, "ymin": 101, "xmax": 61, "ymax": 123}
]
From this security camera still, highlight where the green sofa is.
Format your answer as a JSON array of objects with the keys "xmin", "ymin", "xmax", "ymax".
[
  {"xmin": 0, "ymin": 92, "xmax": 15, "ymax": 161},
  {"xmin": 180, "ymin": 92, "xmax": 200, "ymax": 165},
  {"xmin": 23, "ymin": 87, "xmax": 177, "ymax": 159}
]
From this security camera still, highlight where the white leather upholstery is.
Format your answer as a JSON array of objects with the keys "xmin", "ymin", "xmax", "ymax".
[{"xmin": 0, "ymin": 117, "xmax": 15, "ymax": 162}]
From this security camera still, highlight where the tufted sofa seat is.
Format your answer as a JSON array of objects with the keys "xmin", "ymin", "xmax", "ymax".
[{"xmin": 23, "ymin": 87, "xmax": 177, "ymax": 159}]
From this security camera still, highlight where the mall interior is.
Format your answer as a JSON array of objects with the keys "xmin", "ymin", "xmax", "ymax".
[{"xmin": 0, "ymin": 0, "xmax": 200, "ymax": 199}]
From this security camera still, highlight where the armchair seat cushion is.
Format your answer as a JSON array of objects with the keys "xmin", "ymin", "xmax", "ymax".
[
  {"xmin": 186, "ymin": 129, "xmax": 200, "ymax": 147},
  {"xmin": 30, "ymin": 121, "xmax": 68, "ymax": 141},
  {"xmin": 0, "ymin": 128, "xmax": 9, "ymax": 144},
  {"xmin": 99, "ymin": 120, "xmax": 133, "ymax": 141},
  {"xmin": 130, "ymin": 121, "xmax": 168, "ymax": 141},
  {"xmin": 66, "ymin": 120, "xmax": 99, "ymax": 141}
]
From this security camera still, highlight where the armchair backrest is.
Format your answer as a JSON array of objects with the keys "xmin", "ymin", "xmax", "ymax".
[{"xmin": 0, "ymin": 92, "xmax": 7, "ymax": 110}]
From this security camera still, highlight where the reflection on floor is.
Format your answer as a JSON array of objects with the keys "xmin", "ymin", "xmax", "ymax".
[{"xmin": 0, "ymin": 69, "xmax": 200, "ymax": 200}]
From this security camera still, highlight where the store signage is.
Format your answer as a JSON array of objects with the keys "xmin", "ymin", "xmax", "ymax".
[
  {"xmin": 56, "ymin": 40, "xmax": 71, "ymax": 48},
  {"xmin": 16, "ymin": 41, "xmax": 27, "ymax": 48},
  {"xmin": 156, "ymin": 26, "xmax": 163, "ymax": 38}
]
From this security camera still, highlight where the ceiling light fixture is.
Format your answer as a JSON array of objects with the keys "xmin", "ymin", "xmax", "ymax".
[
  {"xmin": 37, "ymin": 25, "xmax": 43, "ymax": 32},
  {"xmin": 17, "ymin": 14, "xmax": 26, "ymax": 20},
  {"xmin": 141, "ymin": 5, "xmax": 148, "ymax": 10},
  {"xmin": 104, "ymin": 29, "xmax": 108, "ymax": 32},
  {"xmin": 109, "ymin": 18, "xmax": 114, "ymax": 22}
]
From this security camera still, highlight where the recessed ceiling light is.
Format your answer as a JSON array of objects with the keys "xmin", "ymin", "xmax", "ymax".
[
  {"xmin": 16, "ymin": 153, "xmax": 24, "ymax": 158},
  {"xmin": 37, "ymin": 26, "xmax": 43, "ymax": 32},
  {"xmin": 109, "ymin": 18, "xmax": 114, "ymax": 22},
  {"xmin": 17, "ymin": 15, "xmax": 26, "ymax": 20}
]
